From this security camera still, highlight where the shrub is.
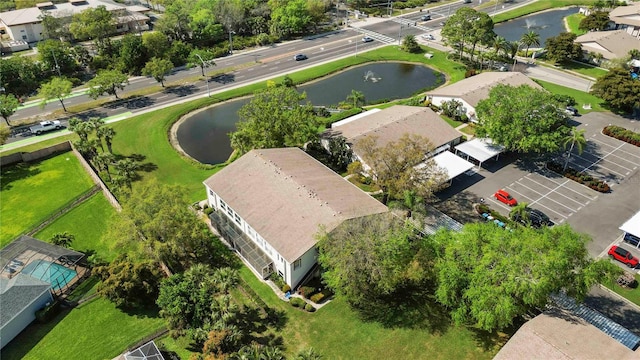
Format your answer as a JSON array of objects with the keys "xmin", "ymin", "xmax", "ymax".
[
  {"xmin": 603, "ymin": 125, "xmax": 640, "ymax": 147},
  {"xmin": 304, "ymin": 303, "xmax": 316, "ymax": 312},
  {"xmin": 546, "ymin": 161, "xmax": 610, "ymax": 193},
  {"xmin": 310, "ymin": 293, "xmax": 325, "ymax": 304},
  {"xmin": 204, "ymin": 207, "xmax": 214, "ymax": 215},
  {"xmin": 464, "ymin": 68, "xmax": 476, "ymax": 78},
  {"xmin": 299, "ymin": 286, "xmax": 316, "ymax": 299},
  {"xmin": 282, "ymin": 284, "xmax": 291, "ymax": 293},
  {"xmin": 290, "ymin": 297, "xmax": 305, "ymax": 308}
]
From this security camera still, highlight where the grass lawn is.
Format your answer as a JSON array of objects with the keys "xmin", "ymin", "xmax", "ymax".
[
  {"xmin": 559, "ymin": 60, "xmax": 609, "ymax": 79},
  {"xmin": 604, "ymin": 276, "xmax": 640, "ymax": 307},
  {"xmin": 0, "ymin": 151, "xmax": 95, "ymax": 246},
  {"xmin": 34, "ymin": 192, "xmax": 120, "ymax": 261},
  {"xmin": 238, "ymin": 267, "xmax": 504, "ymax": 359},
  {"xmin": 566, "ymin": 13, "xmax": 586, "ymax": 35},
  {"xmin": 0, "ymin": 297, "xmax": 165, "ymax": 360},
  {"xmin": 492, "ymin": 0, "xmax": 599, "ymax": 23},
  {"xmin": 534, "ymin": 79, "xmax": 606, "ymax": 113}
]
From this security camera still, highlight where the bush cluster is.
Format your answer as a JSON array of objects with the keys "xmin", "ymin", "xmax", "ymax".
[
  {"xmin": 298, "ymin": 286, "xmax": 316, "ymax": 299},
  {"xmin": 603, "ymin": 125, "xmax": 640, "ymax": 147},
  {"xmin": 476, "ymin": 204, "xmax": 512, "ymax": 226},
  {"xmin": 203, "ymin": 207, "xmax": 214, "ymax": 215},
  {"xmin": 310, "ymin": 293, "xmax": 325, "ymax": 304},
  {"xmin": 547, "ymin": 161, "xmax": 610, "ymax": 193},
  {"xmin": 289, "ymin": 297, "xmax": 316, "ymax": 312}
]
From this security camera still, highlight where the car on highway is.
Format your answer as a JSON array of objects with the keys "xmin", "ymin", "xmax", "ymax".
[
  {"xmin": 512, "ymin": 208, "xmax": 553, "ymax": 228},
  {"xmin": 494, "ymin": 189, "xmax": 517, "ymax": 206},
  {"xmin": 421, "ymin": 14, "xmax": 431, "ymax": 21},
  {"xmin": 608, "ymin": 245, "xmax": 639, "ymax": 268},
  {"xmin": 362, "ymin": 36, "xmax": 374, "ymax": 43},
  {"xmin": 293, "ymin": 54, "xmax": 308, "ymax": 61},
  {"xmin": 422, "ymin": 34, "xmax": 435, "ymax": 41}
]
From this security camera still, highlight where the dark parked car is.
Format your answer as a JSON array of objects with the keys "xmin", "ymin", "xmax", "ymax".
[
  {"xmin": 609, "ymin": 245, "xmax": 639, "ymax": 268},
  {"xmin": 565, "ymin": 106, "xmax": 578, "ymax": 116},
  {"xmin": 624, "ymin": 233, "xmax": 640, "ymax": 247},
  {"xmin": 293, "ymin": 54, "xmax": 308, "ymax": 61},
  {"xmin": 512, "ymin": 208, "xmax": 553, "ymax": 228}
]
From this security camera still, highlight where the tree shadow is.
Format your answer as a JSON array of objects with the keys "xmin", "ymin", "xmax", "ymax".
[
  {"xmin": 211, "ymin": 73, "xmax": 235, "ymax": 85},
  {"xmin": 584, "ymin": 290, "xmax": 640, "ymax": 335},
  {"xmin": 354, "ymin": 284, "xmax": 451, "ymax": 333},
  {"xmin": 125, "ymin": 96, "xmax": 156, "ymax": 110},
  {"xmin": 164, "ymin": 85, "xmax": 198, "ymax": 97},
  {"xmin": 1, "ymin": 160, "xmax": 42, "ymax": 191},
  {"xmin": 468, "ymin": 319, "xmax": 520, "ymax": 352}
]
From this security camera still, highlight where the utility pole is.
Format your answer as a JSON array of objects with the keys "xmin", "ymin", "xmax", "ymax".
[
  {"xmin": 228, "ymin": 30, "xmax": 235, "ymax": 55},
  {"xmin": 398, "ymin": 25, "xmax": 404, "ymax": 45},
  {"xmin": 195, "ymin": 54, "xmax": 210, "ymax": 97}
]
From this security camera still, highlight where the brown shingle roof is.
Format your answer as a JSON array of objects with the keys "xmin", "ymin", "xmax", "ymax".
[
  {"xmin": 494, "ymin": 308, "xmax": 638, "ymax": 360},
  {"xmin": 426, "ymin": 72, "xmax": 542, "ymax": 107},
  {"xmin": 203, "ymin": 148, "xmax": 388, "ymax": 262},
  {"xmin": 576, "ymin": 30, "xmax": 640, "ymax": 59},
  {"xmin": 610, "ymin": 3, "xmax": 640, "ymax": 27},
  {"xmin": 328, "ymin": 105, "xmax": 461, "ymax": 152}
]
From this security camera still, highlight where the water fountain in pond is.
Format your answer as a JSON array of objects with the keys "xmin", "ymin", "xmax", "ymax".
[
  {"xmin": 524, "ymin": 18, "xmax": 548, "ymax": 30},
  {"xmin": 363, "ymin": 70, "xmax": 381, "ymax": 83}
]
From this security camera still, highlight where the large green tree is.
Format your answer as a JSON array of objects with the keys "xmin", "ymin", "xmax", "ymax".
[
  {"xmin": 0, "ymin": 56, "xmax": 43, "ymax": 97},
  {"xmin": 590, "ymin": 68, "xmax": 640, "ymax": 113},
  {"xmin": 117, "ymin": 34, "xmax": 148, "ymax": 75},
  {"xmin": 475, "ymin": 84, "xmax": 571, "ymax": 153},
  {"xmin": 142, "ymin": 57, "xmax": 174, "ymax": 87},
  {"xmin": 110, "ymin": 181, "xmax": 232, "ymax": 271},
  {"xmin": 37, "ymin": 39, "xmax": 76, "ymax": 76},
  {"xmin": 357, "ymin": 133, "xmax": 448, "ymax": 204},
  {"xmin": 142, "ymin": 31, "xmax": 171, "ymax": 59},
  {"xmin": 269, "ymin": 0, "xmax": 312, "ymax": 38},
  {"xmin": 39, "ymin": 77, "xmax": 73, "ymax": 112},
  {"xmin": 95, "ymin": 254, "xmax": 163, "ymax": 308},
  {"xmin": 87, "ymin": 69, "xmax": 129, "ymax": 100},
  {"xmin": 441, "ymin": 8, "xmax": 495, "ymax": 61},
  {"xmin": 545, "ymin": 32, "xmax": 583, "ymax": 64},
  {"xmin": 318, "ymin": 213, "xmax": 427, "ymax": 307},
  {"xmin": 230, "ymin": 84, "xmax": 319, "ymax": 154},
  {"xmin": 433, "ymin": 222, "xmax": 620, "ymax": 331},
  {"xmin": 520, "ymin": 31, "xmax": 540, "ymax": 57},
  {"xmin": 0, "ymin": 93, "xmax": 20, "ymax": 126},
  {"xmin": 69, "ymin": 5, "xmax": 116, "ymax": 49},
  {"xmin": 579, "ymin": 10, "xmax": 611, "ymax": 31}
]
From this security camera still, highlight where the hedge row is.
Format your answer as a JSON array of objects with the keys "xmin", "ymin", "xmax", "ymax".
[
  {"xmin": 547, "ymin": 161, "xmax": 610, "ymax": 193},
  {"xmin": 289, "ymin": 297, "xmax": 316, "ymax": 312},
  {"xmin": 603, "ymin": 125, "xmax": 640, "ymax": 147}
]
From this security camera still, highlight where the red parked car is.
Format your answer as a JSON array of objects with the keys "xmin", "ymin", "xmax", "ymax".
[
  {"xmin": 494, "ymin": 189, "xmax": 517, "ymax": 206},
  {"xmin": 609, "ymin": 245, "xmax": 639, "ymax": 268}
]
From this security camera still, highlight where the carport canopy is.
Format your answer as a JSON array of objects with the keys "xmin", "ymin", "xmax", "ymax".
[
  {"xmin": 432, "ymin": 151, "xmax": 475, "ymax": 182},
  {"xmin": 454, "ymin": 138, "xmax": 504, "ymax": 166},
  {"xmin": 620, "ymin": 211, "xmax": 640, "ymax": 247}
]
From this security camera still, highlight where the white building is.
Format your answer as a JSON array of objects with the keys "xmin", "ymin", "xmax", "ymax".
[
  {"xmin": 610, "ymin": 2, "xmax": 640, "ymax": 39},
  {"xmin": 0, "ymin": 0, "xmax": 149, "ymax": 43},
  {"xmin": 425, "ymin": 72, "xmax": 542, "ymax": 123},
  {"xmin": 575, "ymin": 30, "xmax": 640, "ymax": 61},
  {"xmin": 203, "ymin": 147, "xmax": 389, "ymax": 289}
]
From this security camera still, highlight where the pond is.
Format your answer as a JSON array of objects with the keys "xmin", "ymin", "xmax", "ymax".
[
  {"xmin": 177, "ymin": 62, "xmax": 443, "ymax": 164},
  {"xmin": 494, "ymin": 8, "xmax": 579, "ymax": 47}
]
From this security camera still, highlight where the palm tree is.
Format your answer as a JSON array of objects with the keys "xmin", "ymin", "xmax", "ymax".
[
  {"xmin": 563, "ymin": 127, "xmax": 587, "ymax": 171},
  {"xmin": 491, "ymin": 36, "xmax": 508, "ymax": 57},
  {"xmin": 212, "ymin": 267, "xmax": 239, "ymax": 295},
  {"xmin": 345, "ymin": 90, "xmax": 365, "ymax": 109},
  {"xmin": 509, "ymin": 202, "xmax": 530, "ymax": 226},
  {"xmin": 520, "ymin": 31, "xmax": 540, "ymax": 58},
  {"xmin": 73, "ymin": 138, "xmax": 98, "ymax": 161},
  {"xmin": 68, "ymin": 117, "xmax": 91, "ymax": 141},
  {"xmin": 93, "ymin": 152, "xmax": 115, "ymax": 180},
  {"xmin": 403, "ymin": 190, "xmax": 423, "ymax": 218},
  {"xmin": 102, "ymin": 127, "xmax": 116, "ymax": 154},
  {"xmin": 51, "ymin": 232, "xmax": 75, "ymax": 248},
  {"xmin": 507, "ymin": 41, "xmax": 520, "ymax": 60},
  {"xmin": 114, "ymin": 158, "xmax": 139, "ymax": 189}
]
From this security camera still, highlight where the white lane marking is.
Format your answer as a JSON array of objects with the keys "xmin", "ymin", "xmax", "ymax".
[
  {"xmin": 570, "ymin": 154, "xmax": 626, "ymax": 176},
  {"xmin": 580, "ymin": 143, "xmax": 626, "ymax": 173},
  {"xmin": 520, "ymin": 177, "xmax": 587, "ymax": 206},
  {"xmin": 530, "ymin": 173, "xmax": 597, "ymax": 200},
  {"xmin": 508, "ymin": 181, "xmax": 578, "ymax": 212},
  {"xmin": 269, "ymin": 67, "xmax": 278, "ymax": 71},
  {"xmin": 236, "ymin": 75, "xmax": 245, "ymax": 79},
  {"xmin": 590, "ymin": 138, "xmax": 640, "ymax": 160},
  {"xmin": 157, "ymin": 95, "xmax": 168, "ymax": 100},
  {"xmin": 505, "ymin": 187, "xmax": 568, "ymax": 219}
]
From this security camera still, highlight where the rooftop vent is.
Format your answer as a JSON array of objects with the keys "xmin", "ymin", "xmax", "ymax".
[
  {"xmin": 36, "ymin": 2, "xmax": 55, "ymax": 9},
  {"xmin": 70, "ymin": 0, "xmax": 88, "ymax": 5}
]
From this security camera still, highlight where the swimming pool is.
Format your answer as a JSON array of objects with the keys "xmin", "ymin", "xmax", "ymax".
[{"xmin": 22, "ymin": 259, "xmax": 77, "ymax": 291}]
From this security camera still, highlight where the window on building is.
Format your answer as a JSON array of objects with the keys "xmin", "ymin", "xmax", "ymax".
[
  {"xmin": 209, "ymin": 189, "xmax": 214, "ymax": 196},
  {"xmin": 227, "ymin": 207, "xmax": 233, "ymax": 216},
  {"xmin": 293, "ymin": 259, "xmax": 302, "ymax": 270},
  {"xmin": 234, "ymin": 213, "xmax": 241, "ymax": 224},
  {"xmin": 219, "ymin": 202, "xmax": 226, "ymax": 210}
]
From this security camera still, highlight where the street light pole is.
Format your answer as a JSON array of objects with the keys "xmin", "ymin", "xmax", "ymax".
[
  {"xmin": 195, "ymin": 54, "xmax": 210, "ymax": 97},
  {"xmin": 51, "ymin": 49, "xmax": 61, "ymax": 77},
  {"xmin": 398, "ymin": 25, "xmax": 404, "ymax": 45},
  {"xmin": 229, "ymin": 30, "xmax": 236, "ymax": 55}
]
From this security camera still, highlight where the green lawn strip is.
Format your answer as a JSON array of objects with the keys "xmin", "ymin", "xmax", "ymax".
[
  {"xmin": 559, "ymin": 60, "xmax": 608, "ymax": 79},
  {"xmin": 0, "ymin": 297, "xmax": 165, "ymax": 360},
  {"xmin": 34, "ymin": 192, "xmax": 119, "ymax": 261},
  {"xmin": 534, "ymin": 79, "xmax": 606, "ymax": 113},
  {"xmin": 566, "ymin": 13, "xmax": 586, "ymax": 35},
  {"xmin": 603, "ymin": 276, "xmax": 640, "ymax": 307},
  {"xmin": 238, "ymin": 267, "xmax": 498, "ymax": 359},
  {"xmin": 156, "ymin": 335, "xmax": 197, "ymax": 360},
  {"xmin": 492, "ymin": 0, "xmax": 598, "ymax": 23},
  {"xmin": 0, "ymin": 151, "xmax": 95, "ymax": 246}
]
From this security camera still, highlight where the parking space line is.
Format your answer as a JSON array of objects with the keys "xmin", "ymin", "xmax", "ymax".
[
  {"xmin": 531, "ymin": 172, "xmax": 598, "ymax": 200},
  {"xmin": 486, "ymin": 197, "xmax": 511, "ymax": 211},
  {"xmin": 520, "ymin": 176, "xmax": 587, "ymax": 206},
  {"xmin": 570, "ymin": 154, "xmax": 626, "ymax": 176},
  {"xmin": 590, "ymin": 138, "xmax": 640, "ymax": 161},
  {"xmin": 505, "ymin": 187, "xmax": 568, "ymax": 219},
  {"xmin": 509, "ymin": 181, "xmax": 578, "ymax": 212},
  {"xmin": 575, "ymin": 147, "xmax": 638, "ymax": 169},
  {"xmin": 580, "ymin": 143, "xmax": 626, "ymax": 173}
]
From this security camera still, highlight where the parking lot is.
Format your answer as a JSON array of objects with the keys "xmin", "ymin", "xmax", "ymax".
[{"xmin": 434, "ymin": 112, "xmax": 640, "ymax": 259}]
